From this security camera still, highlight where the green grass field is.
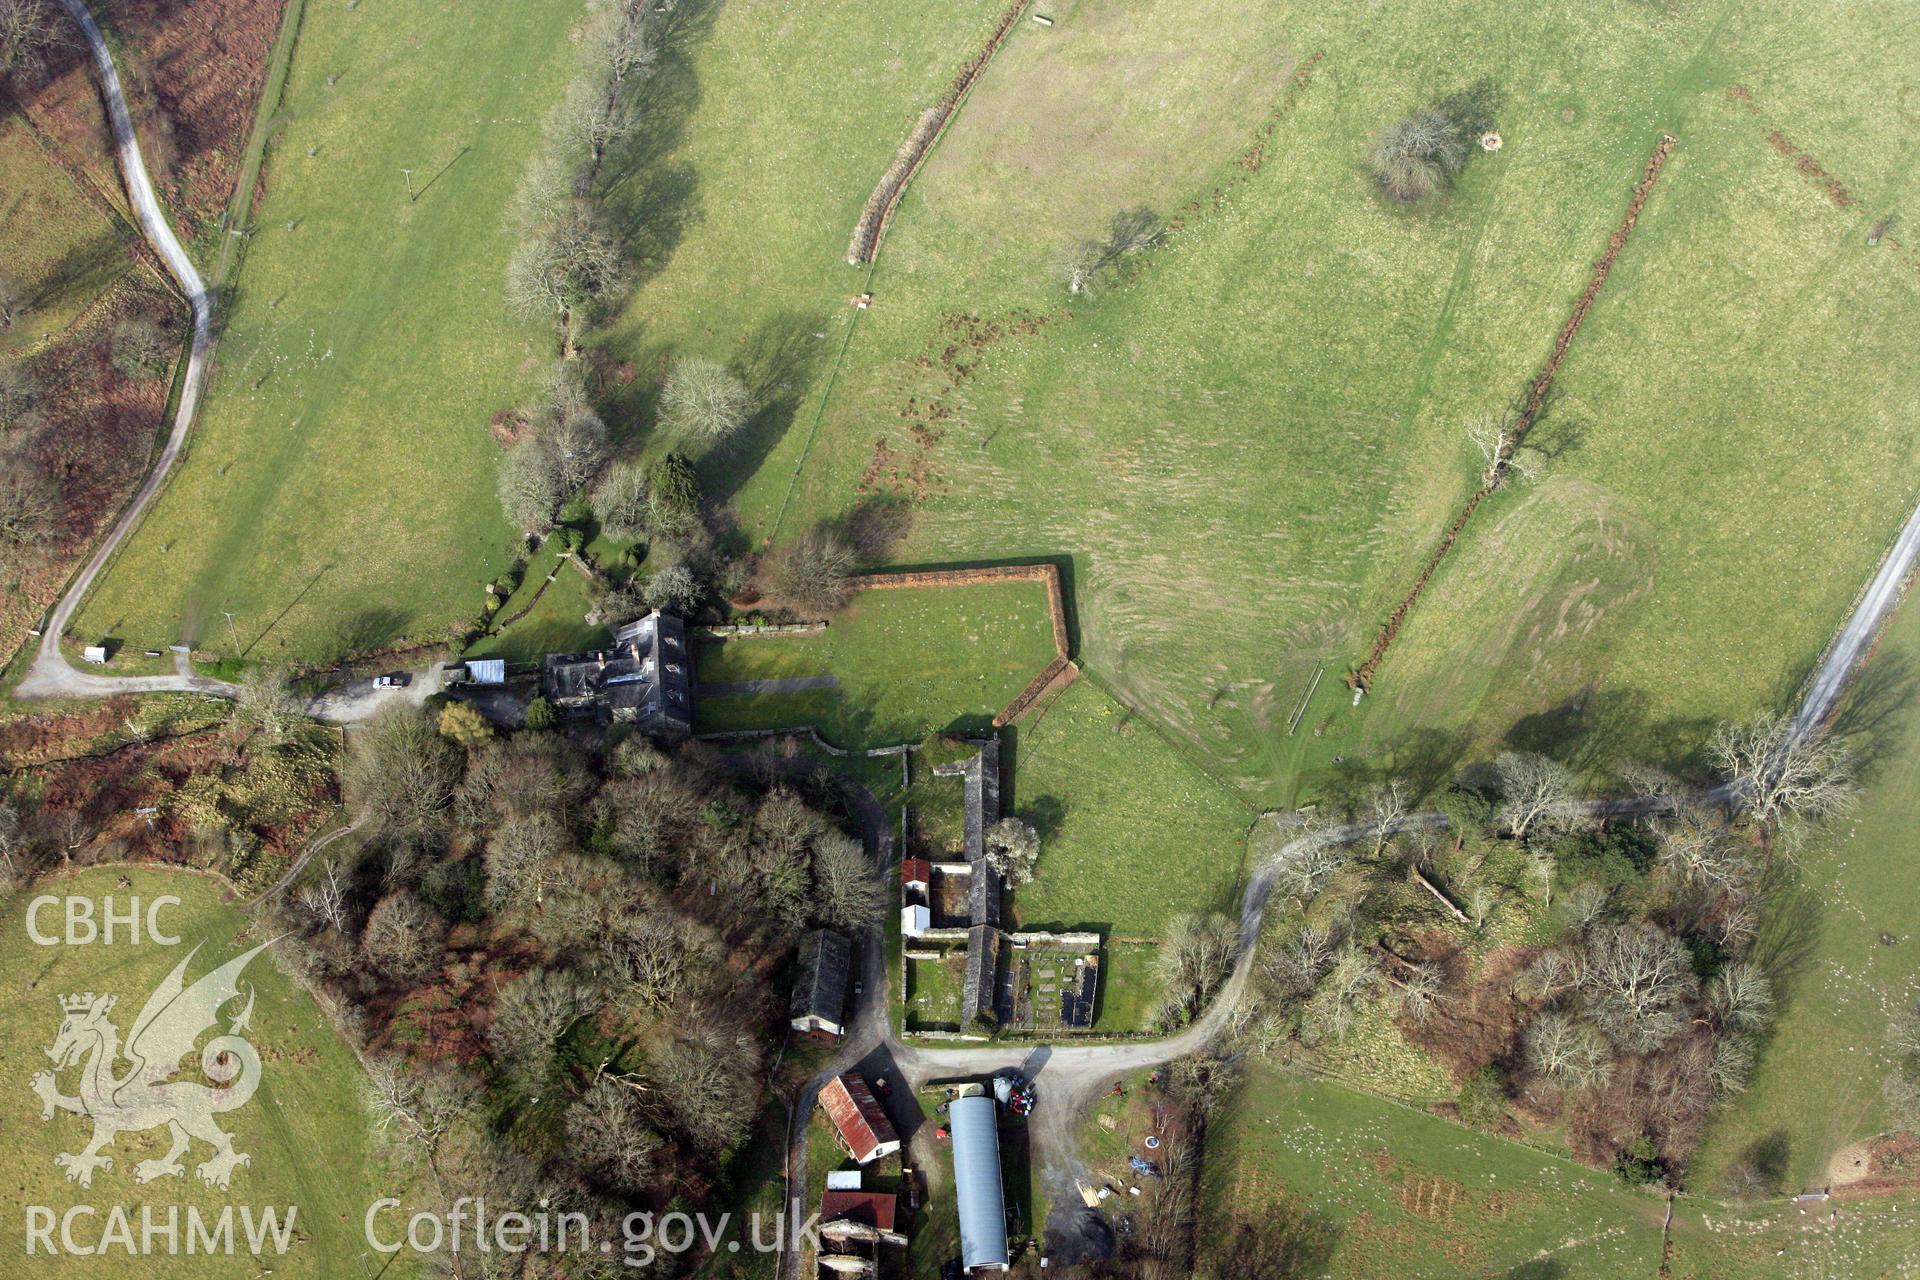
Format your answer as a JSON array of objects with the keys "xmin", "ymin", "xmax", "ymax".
[
  {"xmin": 1351, "ymin": 0, "xmax": 1920, "ymax": 783},
  {"xmin": 0, "ymin": 119, "xmax": 130, "ymax": 354},
  {"xmin": 1205, "ymin": 1068, "xmax": 1920, "ymax": 1279},
  {"xmin": 1689, "ymin": 591, "xmax": 1920, "ymax": 1193},
  {"xmin": 694, "ymin": 580, "xmax": 1058, "ymax": 747},
  {"xmin": 584, "ymin": 0, "xmax": 1012, "ymax": 500},
  {"xmin": 0, "ymin": 867, "xmax": 407, "ymax": 1278},
  {"xmin": 905, "ymin": 950, "xmax": 966, "ymax": 1031},
  {"xmin": 1008, "ymin": 677, "xmax": 1252, "ymax": 939},
  {"xmin": 73, "ymin": 0, "xmax": 582, "ymax": 661},
  {"xmin": 749, "ymin": 0, "xmax": 1920, "ymax": 807}
]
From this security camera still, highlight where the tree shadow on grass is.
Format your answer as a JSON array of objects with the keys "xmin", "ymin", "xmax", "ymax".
[
  {"xmin": 702, "ymin": 309, "xmax": 832, "ymax": 510},
  {"xmin": 1503, "ymin": 686, "xmax": 1717, "ymax": 778},
  {"xmin": 1748, "ymin": 859, "xmax": 1822, "ymax": 1007},
  {"xmin": 328, "ymin": 605, "xmax": 410, "ymax": 664},
  {"xmin": 1311, "ymin": 725, "xmax": 1469, "ymax": 816},
  {"xmin": 1828, "ymin": 648, "xmax": 1917, "ymax": 780},
  {"xmin": 593, "ymin": 0, "xmax": 717, "ymax": 295}
]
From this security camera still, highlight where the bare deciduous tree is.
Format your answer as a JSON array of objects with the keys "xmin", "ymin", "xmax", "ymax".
[
  {"xmin": 1525, "ymin": 841, "xmax": 1556, "ymax": 908},
  {"xmin": 1300, "ymin": 946, "xmax": 1377, "ymax": 1046},
  {"xmin": 297, "ymin": 857, "xmax": 351, "ymax": 934},
  {"xmin": 361, "ymin": 890, "xmax": 444, "ymax": 982},
  {"xmin": 1400, "ymin": 961, "xmax": 1442, "ymax": 1025},
  {"xmin": 1710, "ymin": 713, "xmax": 1857, "ymax": 826},
  {"xmin": 489, "ymin": 967, "xmax": 599, "ymax": 1087},
  {"xmin": 559, "ymin": 73, "xmax": 636, "ymax": 178},
  {"xmin": 811, "ymin": 831, "xmax": 884, "ymax": 931},
  {"xmin": 1062, "ymin": 206, "xmax": 1163, "ymax": 295},
  {"xmin": 659, "ymin": 356, "xmax": 752, "ymax": 443},
  {"xmin": 506, "ymin": 201, "xmax": 625, "ymax": 360},
  {"xmin": 547, "ymin": 405, "xmax": 609, "ymax": 494},
  {"xmin": 591, "ymin": 460, "xmax": 649, "ymax": 541},
  {"xmin": 0, "ymin": 364, "xmax": 40, "ymax": 431},
  {"xmin": 1581, "ymin": 922, "xmax": 1697, "ymax": 1054},
  {"xmin": 649, "ymin": 1038, "xmax": 754, "ymax": 1156},
  {"xmin": 1523, "ymin": 1010, "xmax": 1612, "ymax": 1092},
  {"xmin": 1155, "ymin": 912, "xmax": 1241, "ymax": 1027},
  {"xmin": 498, "ymin": 434, "xmax": 567, "ymax": 534},
  {"xmin": 641, "ymin": 563, "xmax": 700, "ymax": 614},
  {"xmin": 769, "ymin": 524, "xmax": 856, "ymax": 613},
  {"xmin": 483, "ymin": 810, "xmax": 572, "ymax": 912},
  {"xmin": 1707, "ymin": 963, "xmax": 1773, "ymax": 1032},
  {"xmin": 1564, "ymin": 878, "xmax": 1611, "ymax": 932},
  {"xmin": 1268, "ymin": 808, "xmax": 1351, "ymax": 906},
  {"xmin": 0, "ymin": 454, "xmax": 60, "ymax": 572},
  {"xmin": 983, "ymin": 816, "xmax": 1040, "ymax": 886},
  {"xmin": 1362, "ymin": 777, "xmax": 1408, "ymax": 859},
  {"xmin": 1655, "ymin": 805, "xmax": 1749, "ymax": 892},
  {"xmin": 235, "ymin": 664, "xmax": 299, "ymax": 739},
  {"xmin": 0, "ymin": 802, "xmax": 27, "ymax": 893},
  {"xmin": 1465, "ymin": 411, "xmax": 1525, "ymax": 488},
  {"xmin": 566, "ymin": 1077, "xmax": 660, "ymax": 1196},
  {"xmin": 1369, "ymin": 109, "xmax": 1466, "ymax": 201},
  {"xmin": 0, "ymin": 0, "xmax": 59, "ymax": 75},
  {"xmin": 1494, "ymin": 750, "xmax": 1575, "ymax": 840},
  {"xmin": 347, "ymin": 705, "xmax": 460, "ymax": 843},
  {"xmin": 109, "ymin": 317, "xmax": 175, "ymax": 379}
]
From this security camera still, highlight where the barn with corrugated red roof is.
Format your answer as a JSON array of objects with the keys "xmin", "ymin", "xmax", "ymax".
[{"xmin": 819, "ymin": 1073, "xmax": 900, "ymax": 1164}]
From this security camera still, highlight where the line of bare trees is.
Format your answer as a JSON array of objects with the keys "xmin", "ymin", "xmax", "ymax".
[
  {"xmin": 269, "ymin": 707, "xmax": 884, "ymax": 1274},
  {"xmin": 505, "ymin": 0, "xmax": 660, "ymax": 363}
]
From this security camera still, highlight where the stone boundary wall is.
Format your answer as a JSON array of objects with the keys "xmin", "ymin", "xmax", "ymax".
[
  {"xmin": 695, "ymin": 621, "xmax": 829, "ymax": 637},
  {"xmin": 846, "ymin": 0, "xmax": 1030, "ymax": 264},
  {"xmin": 1353, "ymin": 134, "xmax": 1679, "ymax": 689},
  {"xmin": 851, "ymin": 563, "xmax": 1075, "ymax": 725}
]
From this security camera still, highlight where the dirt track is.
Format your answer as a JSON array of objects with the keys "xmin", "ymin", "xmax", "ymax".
[{"xmin": 18, "ymin": 0, "xmax": 220, "ymax": 707}]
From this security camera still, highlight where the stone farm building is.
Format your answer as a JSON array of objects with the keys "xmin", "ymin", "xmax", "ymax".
[
  {"xmin": 934, "ymin": 738, "xmax": 1005, "ymax": 1028},
  {"xmin": 541, "ymin": 611, "xmax": 692, "ymax": 734},
  {"xmin": 790, "ymin": 929, "xmax": 853, "ymax": 1037},
  {"xmin": 904, "ymin": 736, "xmax": 1102, "ymax": 1033}
]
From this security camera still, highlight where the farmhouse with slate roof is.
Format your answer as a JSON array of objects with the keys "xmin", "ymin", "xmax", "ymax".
[{"xmin": 541, "ymin": 610, "xmax": 692, "ymax": 735}]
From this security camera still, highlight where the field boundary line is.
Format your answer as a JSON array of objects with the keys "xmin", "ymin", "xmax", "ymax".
[
  {"xmin": 213, "ymin": 0, "xmax": 309, "ymax": 286},
  {"xmin": 769, "ymin": 2, "xmax": 1032, "ymax": 543},
  {"xmin": 845, "ymin": 0, "xmax": 1030, "ymax": 265},
  {"xmin": 1353, "ymin": 133, "xmax": 1678, "ymax": 689}
]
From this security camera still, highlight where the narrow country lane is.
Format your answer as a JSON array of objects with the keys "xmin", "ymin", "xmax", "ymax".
[{"xmin": 18, "ymin": 0, "xmax": 225, "ymax": 703}]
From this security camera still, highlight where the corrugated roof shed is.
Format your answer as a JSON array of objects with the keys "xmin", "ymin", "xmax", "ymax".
[
  {"xmin": 820, "ymin": 1074, "xmax": 900, "ymax": 1164},
  {"xmin": 949, "ymin": 1095, "xmax": 1009, "ymax": 1272},
  {"xmin": 466, "ymin": 658, "xmax": 506, "ymax": 685}
]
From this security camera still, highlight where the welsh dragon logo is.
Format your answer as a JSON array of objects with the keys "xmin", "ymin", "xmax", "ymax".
[{"xmin": 31, "ymin": 940, "xmax": 272, "ymax": 1190}]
